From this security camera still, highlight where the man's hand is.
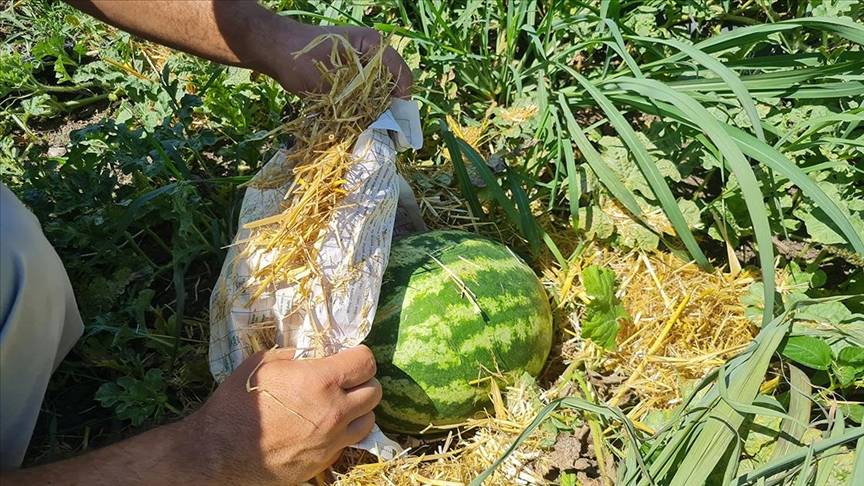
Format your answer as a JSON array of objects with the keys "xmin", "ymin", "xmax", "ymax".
[
  {"xmin": 260, "ymin": 20, "xmax": 412, "ymax": 98},
  {"xmin": 4, "ymin": 346, "xmax": 382, "ymax": 485},
  {"xmin": 191, "ymin": 346, "xmax": 382, "ymax": 483},
  {"xmin": 67, "ymin": 1, "xmax": 412, "ymax": 98}
]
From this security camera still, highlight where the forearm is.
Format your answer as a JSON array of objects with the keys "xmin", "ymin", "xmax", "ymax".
[
  {"xmin": 4, "ymin": 419, "xmax": 204, "ymax": 485},
  {"xmin": 64, "ymin": 0, "xmax": 411, "ymax": 97},
  {"xmin": 65, "ymin": 0, "xmax": 287, "ymax": 75}
]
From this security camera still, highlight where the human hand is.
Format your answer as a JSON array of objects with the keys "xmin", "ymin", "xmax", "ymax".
[
  {"xmin": 185, "ymin": 346, "xmax": 382, "ymax": 484},
  {"xmin": 257, "ymin": 18, "xmax": 412, "ymax": 98}
]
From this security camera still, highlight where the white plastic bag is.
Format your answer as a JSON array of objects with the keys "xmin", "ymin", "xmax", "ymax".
[{"xmin": 209, "ymin": 98, "xmax": 423, "ymax": 458}]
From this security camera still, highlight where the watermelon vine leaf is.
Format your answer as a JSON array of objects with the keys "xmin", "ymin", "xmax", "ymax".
[
  {"xmin": 833, "ymin": 346, "xmax": 864, "ymax": 387},
  {"xmin": 780, "ymin": 335, "xmax": 834, "ymax": 370},
  {"xmin": 581, "ymin": 265, "xmax": 630, "ymax": 350}
]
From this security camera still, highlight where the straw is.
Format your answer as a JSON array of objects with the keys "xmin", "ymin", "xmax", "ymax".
[{"xmin": 237, "ymin": 35, "xmax": 395, "ymax": 347}]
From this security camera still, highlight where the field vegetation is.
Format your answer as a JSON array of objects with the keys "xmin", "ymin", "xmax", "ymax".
[{"xmin": 1, "ymin": 0, "xmax": 862, "ymax": 484}]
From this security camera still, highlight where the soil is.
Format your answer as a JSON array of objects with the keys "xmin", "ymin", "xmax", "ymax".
[
  {"xmin": 538, "ymin": 424, "xmax": 605, "ymax": 485},
  {"xmin": 36, "ymin": 104, "xmax": 109, "ymax": 157}
]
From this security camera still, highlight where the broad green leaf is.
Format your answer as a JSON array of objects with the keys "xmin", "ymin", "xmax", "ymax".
[
  {"xmin": 599, "ymin": 135, "xmax": 680, "ymax": 197},
  {"xmin": 834, "ymin": 346, "xmax": 864, "ymax": 387},
  {"xmin": 798, "ymin": 208, "xmax": 864, "ymax": 247},
  {"xmin": 837, "ymin": 345, "xmax": 864, "ymax": 367},
  {"xmin": 842, "ymin": 404, "xmax": 864, "ymax": 424},
  {"xmin": 577, "ymin": 205, "xmax": 615, "ymax": 240},
  {"xmin": 614, "ymin": 206, "xmax": 662, "ymax": 250},
  {"xmin": 795, "ymin": 300, "xmax": 854, "ymax": 325},
  {"xmin": 742, "ymin": 282, "xmax": 767, "ymax": 324},
  {"xmin": 582, "ymin": 265, "xmax": 617, "ymax": 303},
  {"xmin": 781, "ymin": 336, "xmax": 834, "ymax": 370},
  {"xmin": 834, "ymin": 364, "xmax": 858, "ymax": 387},
  {"xmin": 559, "ymin": 472, "xmax": 578, "ymax": 486},
  {"xmin": 581, "ymin": 265, "xmax": 629, "ymax": 350}
]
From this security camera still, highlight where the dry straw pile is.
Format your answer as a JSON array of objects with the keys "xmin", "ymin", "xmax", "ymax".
[{"xmin": 557, "ymin": 247, "xmax": 757, "ymax": 421}]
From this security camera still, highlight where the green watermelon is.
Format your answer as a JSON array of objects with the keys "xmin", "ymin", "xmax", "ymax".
[{"xmin": 365, "ymin": 230, "xmax": 553, "ymax": 435}]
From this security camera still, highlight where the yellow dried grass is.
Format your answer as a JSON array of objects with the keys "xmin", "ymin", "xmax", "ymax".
[
  {"xmin": 553, "ymin": 246, "xmax": 758, "ymax": 418},
  {"xmin": 332, "ymin": 376, "xmax": 557, "ymax": 485},
  {"xmin": 239, "ymin": 35, "xmax": 395, "ymax": 347}
]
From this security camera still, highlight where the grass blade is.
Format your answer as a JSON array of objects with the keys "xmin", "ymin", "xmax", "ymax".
[
  {"xmin": 607, "ymin": 94, "xmax": 864, "ymax": 254},
  {"xmin": 792, "ymin": 16, "xmax": 864, "ymax": 44},
  {"xmin": 556, "ymin": 93, "xmax": 655, "ymax": 232},
  {"xmin": 771, "ymin": 365, "xmax": 812, "ymax": 461},
  {"xmin": 558, "ymin": 115, "xmax": 581, "ymax": 224},
  {"xmin": 652, "ymin": 16, "xmax": 864, "ymax": 68},
  {"xmin": 642, "ymin": 36, "xmax": 765, "ymax": 141},
  {"xmin": 455, "ymin": 139, "xmax": 542, "ymax": 254},
  {"xmin": 733, "ymin": 427, "xmax": 864, "ymax": 484},
  {"xmin": 505, "ymin": 169, "xmax": 543, "ymax": 255},
  {"xmin": 605, "ymin": 20, "xmax": 643, "ymax": 78},
  {"xmin": 813, "ymin": 407, "xmax": 845, "ymax": 486},
  {"xmin": 795, "ymin": 444, "xmax": 816, "ymax": 486},
  {"xmin": 469, "ymin": 396, "xmax": 652, "ymax": 486},
  {"xmin": 726, "ymin": 126, "xmax": 864, "ymax": 255},
  {"xmin": 664, "ymin": 60, "xmax": 864, "ymax": 92},
  {"xmin": 440, "ymin": 119, "xmax": 485, "ymax": 221},
  {"xmin": 456, "ymin": 139, "xmax": 518, "ymax": 222},
  {"xmin": 715, "ymin": 364, "xmax": 805, "ymax": 426},
  {"xmin": 542, "ymin": 230, "xmax": 568, "ymax": 269},
  {"xmin": 659, "ymin": 313, "xmax": 793, "ymax": 484},
  {"xmin": 570, "ymin": 71, "xmax": 711, "ymax": 270},
  {"xmin": 851, "ymin": 433, "xmax": 864, "ymax": 486}
]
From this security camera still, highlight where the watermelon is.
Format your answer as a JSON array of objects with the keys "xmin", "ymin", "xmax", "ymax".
[{"xmin": 365, "ymin": 230, "xmax": 553, "ymax": 435}]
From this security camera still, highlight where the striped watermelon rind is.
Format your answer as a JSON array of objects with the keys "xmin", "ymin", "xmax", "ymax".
[{"xmin": 366, "ymin": 230, "xmax": 553, "ymax": 435}]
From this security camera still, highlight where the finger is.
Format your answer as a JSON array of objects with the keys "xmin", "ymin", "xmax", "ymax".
[
  {"xmin": 383, "ymin": 47, "xmax": 412, "ymax": 98},
  {"xmin": 353, "ymin": 27, "xmax": 383, "ymax": 58},
  {"xmin": 343, "ymin": 378, "xmax": 382, "ymax": 420},
  {"xmin": 325, "ymin": 449, "xmax": 343, "ymax": 470},
  {"xmin": 322, "ymin": 345, "xmax": 377, "ymax": 389},
  {"xmin": 349, "ymin": 28, "xmax": 411, "ymax": 98},
  {"xmin": 344, "ymin": 412, "xmax": 376, "ymax": 445}
]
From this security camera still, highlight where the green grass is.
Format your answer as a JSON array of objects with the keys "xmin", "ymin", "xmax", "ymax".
[{"xmin": 2, "ymin": 0, "xmax": 863, "ymax": 482}]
